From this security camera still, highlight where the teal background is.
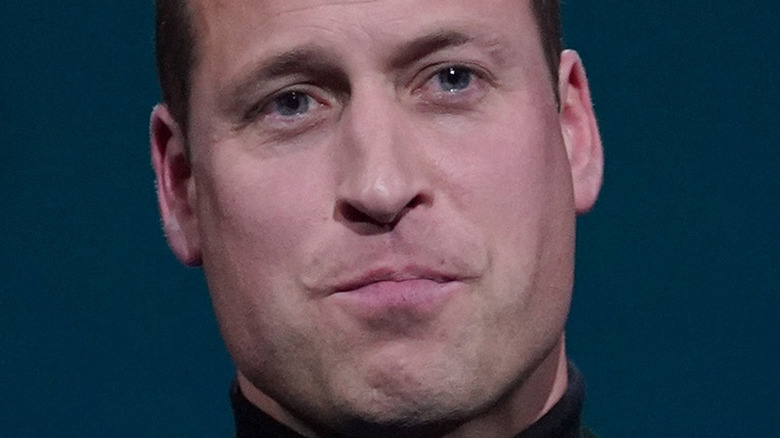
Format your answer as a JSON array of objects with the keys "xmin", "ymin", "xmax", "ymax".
[{"xmin": 1, "ymin": 2, "xmax": 777, "ymax": 436}]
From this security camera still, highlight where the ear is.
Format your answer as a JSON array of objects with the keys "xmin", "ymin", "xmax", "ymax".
[
  {"xmin": 558, "ymin": 50, "xmax": 604, "ymax": 214},
  {"xmin": 150, "ymin": 104, "xmax": 202, "ymax": 266}
]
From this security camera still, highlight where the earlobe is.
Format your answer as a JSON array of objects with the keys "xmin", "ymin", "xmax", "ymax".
[
  {"xmin": 150, "ymin": 104, "xmax": 202, "ymax": 266},
  {"xmin": 558, "ymin": 50, "xmax": 604, "ymax": 214}
]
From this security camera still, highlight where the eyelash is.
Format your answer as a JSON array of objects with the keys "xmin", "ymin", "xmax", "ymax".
[
  {"xmin": 245, "ymin": 86, "xmax": 323, "ymax": 122},
  {"xmin": 415, "ymin": 64, "xmax": 490, "ymax": 106}
]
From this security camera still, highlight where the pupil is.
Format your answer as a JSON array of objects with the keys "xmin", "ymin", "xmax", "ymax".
[
  {"xmin": 274, "ymin": 91, "xmax": 309, "ymax": 116},
  {"xmin": 439, "ymin": 67, "xmax": 471, "ymax": 92}
]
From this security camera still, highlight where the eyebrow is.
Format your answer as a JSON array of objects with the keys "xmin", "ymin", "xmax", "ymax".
[
  {"xmin": 387, "ymin": 30, "xmax": 472, "ymax": 70},
  {"xmin": 219, "ymin": 29, "xmax": 508, "ymax": 115},
  {"xmin": 388, "ymin": 28, "xmax": 511, "ymax": 72},
  {"xmin": 219, "ymin": 47, "xmax": 347, "ymax": 114}
]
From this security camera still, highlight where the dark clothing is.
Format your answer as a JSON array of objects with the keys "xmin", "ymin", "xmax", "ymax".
[{"xmin": 231, "ymin": 364, "xmax": 598, "ymax": 438}]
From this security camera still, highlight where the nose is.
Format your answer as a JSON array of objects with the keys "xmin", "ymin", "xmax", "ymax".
[{"xmin": 335, "ymin": 89, "xmax": 431, "ymax": 230}]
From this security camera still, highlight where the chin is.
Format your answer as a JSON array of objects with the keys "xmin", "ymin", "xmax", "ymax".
[{"xmin": 320, "ymin": 373, "xmax": 495, "ymax": 438}]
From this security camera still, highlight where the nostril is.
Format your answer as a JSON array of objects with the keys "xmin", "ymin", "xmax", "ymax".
[
  {"xmin": 405, "ymin": 194, "xmax": 425, "ymax": 210},
  {"xmin": 338, "ymin": 201, "xmax": 376, "ymax": 225},
  {"xmin": 335, "ymin": 193, "xmax": 429, "ymax": 232}
]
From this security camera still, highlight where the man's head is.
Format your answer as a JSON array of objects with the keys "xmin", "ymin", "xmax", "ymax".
[
  {"xmin": 155, "ymin": 0, "xmax": 562, "ymax": 133},
  {"xmin": 151, "ymin": 1, "xmax": 601, "ymax": 436}
]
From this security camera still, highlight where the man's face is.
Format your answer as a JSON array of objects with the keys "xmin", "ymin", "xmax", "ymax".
[{"xmin": 154, "ymin": 0, "xmax": 601, "ymax": 433}]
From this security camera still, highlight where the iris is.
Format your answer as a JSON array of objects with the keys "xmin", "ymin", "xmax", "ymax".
[
  {"xmin": 272, "ymin": 91, "xmax": 310, "ymax": 116},
  {"xmin": 437, "ymin": 66, "xmax": 472, "ymax": 92}
]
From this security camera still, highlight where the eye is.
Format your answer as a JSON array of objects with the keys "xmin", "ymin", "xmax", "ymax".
[
  {"xmin": 241, "ymin": 86, "xmax": 334, "ymax": 138},
  {"xmin": 414, "ymin": 64, "xmax": 489, "ymax": 109},
  {"xmin": 436, "ymin": 66, "xmax": 474, "ymax": 92},
  {"xmin": 270, "ymin": 90, "xmax": 312, "ymax": 117},
  {"xmin": 243, "ymin": 88, "xmax": 329, "ymax": 128}
]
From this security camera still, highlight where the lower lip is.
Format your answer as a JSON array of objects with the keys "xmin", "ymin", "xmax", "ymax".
[{"xmin": 330, "ymin": 279, "xmax": 462, "ymax": 321}]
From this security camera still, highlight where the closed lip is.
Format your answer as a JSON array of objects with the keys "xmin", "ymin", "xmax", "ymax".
[{"xmin": 327, "ymin": 266, "xmax": 465, "ymax": 295}]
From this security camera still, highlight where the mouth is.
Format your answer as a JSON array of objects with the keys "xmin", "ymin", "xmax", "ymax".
[
  {"xmin": 331, "ymin": 268, "xmax": 460, "ymax": 294},
  {"xmin": 326, "ymin": 267, "xmax": 469, "ymax": 322}
]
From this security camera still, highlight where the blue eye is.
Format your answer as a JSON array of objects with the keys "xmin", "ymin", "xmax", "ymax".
[
  {"xmin": 271, "ymin": 91, "xmax": 311, "ymax": 116},
  {"xmin": 437, "ymin": 66, "xmax": 473, "ymax": 92}
]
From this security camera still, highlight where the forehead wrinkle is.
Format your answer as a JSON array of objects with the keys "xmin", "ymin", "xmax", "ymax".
[{"xmin": 261, "ymin": 0, "xmax": 381, "ymax": 17}]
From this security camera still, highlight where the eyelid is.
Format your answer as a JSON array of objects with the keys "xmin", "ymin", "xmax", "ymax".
[
  {"xmin": 237, "ymin": 82, "xmax": 348, "ymax": 143},
  {"xmin": 244, "ymin": 84, "xmax": 326, "ymax": 122},
  {"xmin": 409, "ymin": 63, "xmax": 494, "ymax": 111},
  {"xmin": 414, "ymin": 62, "xmax": 494, "ymax": 91}
]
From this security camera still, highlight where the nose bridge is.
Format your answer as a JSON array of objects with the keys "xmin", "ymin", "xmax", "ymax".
[
  {"xmin": 350, "ymin": 88, "xmax": 408, "ymax": 187},
  {"xmin": 335, "ymin": 81, "xmax": 427, "ymax": 225}
]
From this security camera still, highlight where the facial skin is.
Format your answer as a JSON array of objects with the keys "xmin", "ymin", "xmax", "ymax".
[{"xmin": 151, "ymin": 0, "xmax": 603, "ymax": 437}]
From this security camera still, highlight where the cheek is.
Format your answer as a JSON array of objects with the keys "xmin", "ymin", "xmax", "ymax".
[
  {"xmin": 195, "ymin": 147, "xmax": 332, "ymax": 312},
  {"xmin": 193, "ymin": 150, "xmax": 337, "ymax": 376},
  {"xmin": 436, "ymin": 106, "xmax": 570, "ymax": 238},
  {"xmin": 197, "ymin": 145, "xmax": 332, "ymax": 263},
  {"xmin": 429, "ymin": 105, "xmax": 575, "ymax": 312}
]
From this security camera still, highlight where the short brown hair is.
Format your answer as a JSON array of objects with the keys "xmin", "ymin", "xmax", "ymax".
[
  {"xmin": 155, "ymin": 0, "xmax": 562, "ymax": 131},
  {"xmin": 155, "ymin": 0, "xmax": 195, "ymax": 132},
  {"xmin": 532, "ymin": 0, "xmax": 563, "ymax": 91}
]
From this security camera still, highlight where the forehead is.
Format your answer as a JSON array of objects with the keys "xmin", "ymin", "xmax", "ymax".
[
  {"xmin": 188, "ymin": 0, "xmax": 539, "ymax": 65},
  {"xmin": 189, "ymin": 0, "xmax": 533, "ymax": 28}
]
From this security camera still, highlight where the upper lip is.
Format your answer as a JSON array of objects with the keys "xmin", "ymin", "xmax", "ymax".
[{"xmin": 327, "ymin": 266, "xmax": 462, "ymax": 294}]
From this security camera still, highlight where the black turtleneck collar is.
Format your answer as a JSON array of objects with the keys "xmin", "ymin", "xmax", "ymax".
[{"xmin": 231, "ymin": 363, "xmax": 596, "ymax": 438}]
